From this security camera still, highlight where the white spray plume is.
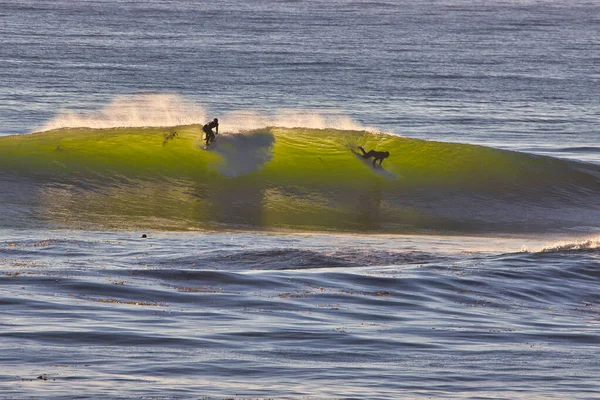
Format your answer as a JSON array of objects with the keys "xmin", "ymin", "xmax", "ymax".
[
  {"xmin": 221, "ymin": 109, "xmax": 377, "ymax": 132},
  {"xmin": 36, "ymin": 94, "xmax": 377, "ymax": 133},
  {"xmin": 38, "ymin": 94, "xmax": 207, "ymax": 131}
]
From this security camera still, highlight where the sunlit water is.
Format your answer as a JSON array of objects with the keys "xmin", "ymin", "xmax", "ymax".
[{"xmin": 1, "ymin": 0, "xmax": 600, "ymax": 398}]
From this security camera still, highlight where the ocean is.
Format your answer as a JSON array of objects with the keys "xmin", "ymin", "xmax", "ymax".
[{"xmin": 1, "ymin": 0, "xmax": 599, "ymax": 399}]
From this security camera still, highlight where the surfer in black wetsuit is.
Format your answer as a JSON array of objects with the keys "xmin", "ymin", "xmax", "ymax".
[
  {"xmin": 203, "ymin": 118, "xmax": 219, "ymax": 147},
  {"xmin": 357, "ymin": 146, "xmax": 390, "ymax": 168}
]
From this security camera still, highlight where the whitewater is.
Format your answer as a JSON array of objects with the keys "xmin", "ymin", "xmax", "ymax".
[{"xmin": 1, "ymin": 0, "xmax": 600, "ymax": 399}]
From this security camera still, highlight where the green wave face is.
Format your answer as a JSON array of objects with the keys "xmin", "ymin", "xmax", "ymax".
[{"xmin": 1, "ymin": 126, "xmax": 599, "ymax": 233}]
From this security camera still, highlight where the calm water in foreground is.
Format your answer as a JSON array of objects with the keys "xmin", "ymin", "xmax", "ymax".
[{"xmin": 1, "ymin": 230, "xmax": 600, "ymax": 398}]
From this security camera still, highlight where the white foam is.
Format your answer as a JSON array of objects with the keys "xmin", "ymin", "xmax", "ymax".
[
  {"xmin": 539, "ymin": 236, "xmax": 600, "ymax": 253},
  {"xmin": 36, "ymin": 93, "xmax": 377, "ymax": 133}
]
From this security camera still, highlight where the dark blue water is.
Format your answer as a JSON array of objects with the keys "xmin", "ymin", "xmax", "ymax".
[
  {"xmin": 1, "ymin": 230, "xmax": 600, "ymax": 399},
  {"xmin": 1, "ymin": 0, "xmax": 600, "ymax": 398}
]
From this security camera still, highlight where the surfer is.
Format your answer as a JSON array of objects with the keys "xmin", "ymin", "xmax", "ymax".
[
  {"xmin": 357, "ymin": 146, "xmax": 390, "ymax": 168},
  {"xmin": 202, "ymin": 118, "xmax": 219, "ymax": 147}
]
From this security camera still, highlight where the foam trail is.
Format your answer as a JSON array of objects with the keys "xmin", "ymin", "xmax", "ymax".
[{"xmin": 36, "ymin": 94, "xmax": 377, "ymax": 133}]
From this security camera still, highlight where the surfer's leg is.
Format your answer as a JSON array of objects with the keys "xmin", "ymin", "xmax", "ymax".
[
  {"xmin": 203, "ymin": 127, "xmax": 210, "ymax": 145},
  {"xmin": 206, "ymin": 131, "xmax": 214, "ymax": 145},
  {"xmin": 364, "ymin": 150, "xmax": 376, "ymax": 159}
]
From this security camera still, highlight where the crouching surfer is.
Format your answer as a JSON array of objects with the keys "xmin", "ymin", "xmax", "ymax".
[
  {"xmin": 357, "ymin": 146, "xmax": 390, "ymax": 168},
  {"xmin": 202, "ymin": 118, "xmax": 219, "ymax": 148}
]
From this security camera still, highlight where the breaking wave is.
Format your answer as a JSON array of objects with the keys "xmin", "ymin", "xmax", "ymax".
[{"xmin": 1, "ymin": 121, "xmax": 599, "ymax": 233}]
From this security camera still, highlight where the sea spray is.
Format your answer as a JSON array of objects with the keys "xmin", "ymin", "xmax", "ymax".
[
  {"xmin": 37, "ymin": 94, "xmax": 378, "ymax": 134},
  {"xmin": 38, "ymin": 94, "xmax": 208, "ymax": 132}
]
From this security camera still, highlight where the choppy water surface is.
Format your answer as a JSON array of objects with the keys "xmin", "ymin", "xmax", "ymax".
[{"xmin": 1, "ymin": 230, "xmax": 599, "ymax": 398}]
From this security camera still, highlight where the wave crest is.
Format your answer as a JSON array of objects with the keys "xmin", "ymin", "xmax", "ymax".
[
  {"xmin": 2, "ymin": 124, "xmax": 600, "ymax": 233},
  {"xmin": 37, "ymin": 93, "xmax": 376, "ymax": 133},
  {"xmin": 38, "ymin": 94, "xmax": 207, "ymax": 131},
  {"xmin": 540, "ymin": 237, "xmax": 600, "ymax": 253}
]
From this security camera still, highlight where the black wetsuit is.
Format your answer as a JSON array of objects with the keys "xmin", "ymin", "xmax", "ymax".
[
  {"xmin": 203, "ymin": 121, "xmax": 219, "ymax": 144},
  {"xmin": 358, "ymin": 146, "xmax": 389, "ymax": 167}
]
